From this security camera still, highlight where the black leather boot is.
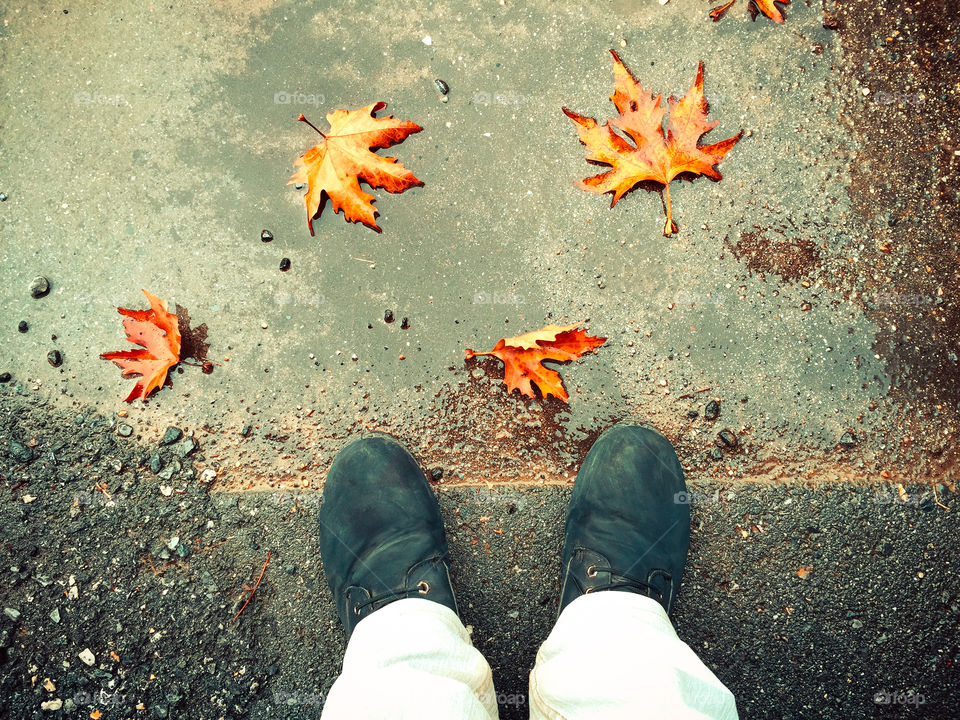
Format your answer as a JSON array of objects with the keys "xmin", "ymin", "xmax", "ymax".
[
  {"xmin": 558, "ymin": 424, "xmax": 690, "ymax": 618},
  {"xmin": 318, "ymin": 434, "xmax": 458, "ymax": 640}
]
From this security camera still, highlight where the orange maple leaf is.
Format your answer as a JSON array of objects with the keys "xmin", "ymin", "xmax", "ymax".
[
  {"xmin": 100, "ymin": 289, "xmax": 181, "ymax": 403},
  {"xmin": 709, "ymin": 0, "xmax": 789, "ymax": 23},
  {"xmin": 288, "ymin": 103, "xmax": 423, "ymax": 234},
  {"xmin": 563, "ymin": 52, "xmax": 742, "ymax": 236},
  {"xmin": 465, "ymin": 324, "xmax": 606, "ymax": 402}
]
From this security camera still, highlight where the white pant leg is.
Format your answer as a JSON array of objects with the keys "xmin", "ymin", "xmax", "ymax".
[
  {"xmin": 321, "ymin": 598, "xmax": 500, "ymax": 720},
  {"xmin": 529, "ymin": 592, "xmax": 738, "ymax": 720}
]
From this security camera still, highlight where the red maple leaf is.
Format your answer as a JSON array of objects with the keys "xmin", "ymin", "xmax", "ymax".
[
  {"xmin": 466, "ymin": 324, "xmax": 606, "ymax": 402},
  {"xmin": 101, "ymin": 290, "xmax": 181, "ymax": 402}
]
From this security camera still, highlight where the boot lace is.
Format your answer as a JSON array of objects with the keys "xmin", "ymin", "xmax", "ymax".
[
  {"xmin": 353, "ymin": 580, "xmax": 431, "ymax": 615},
  {"xmin": 585, "ymin": 565, "xmax": 665, "ymax": 605}
]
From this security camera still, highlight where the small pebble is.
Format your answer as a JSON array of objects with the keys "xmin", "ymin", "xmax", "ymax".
[
  {"xmin": 260, "ymin": 229, "xmax": 274, "ymax": 242},
  {"xmin": 431, "ymin": 467, "xmax": 444, "ymax": 481},
  {"xmin": 704, "ymin": 399, "xmax": 721, "ymax": 421},
  {"xmin": 8, "ymin": 441, "xmax": 33, "ymax": 463},
  {"xmin": 435, "ymin": 78, "xmax": 449, "ymax": 95},
  {"xmin": 0, "ymin": 372, "xmax": 11, "ymax": 383},
  {"xmin": 47, "ymin": 350, "xmax": 62, "ymax": 367},
  {"xmin": 384, "ymin": 309, "xmax": 395, "ymax": 323},
  {"xmin": 117, "ymin": 424, "xmax": 133, "ymax": 437},
  {"xmin": 400, "ymin": 317, "xmax": 410, "ymax": 330},
  {"xmin": 839, "ymin": 431, "xmax": 857, "ymax": 448},
  {"xmin": 176, "ymin": 437, "xmax": 197, "ymax": 457},
  {"xmin": 3, "ymin": 607, "xmax": 20, "ymax": 621},
  {"xmin": 78, "ymin": 648, "xmax": 96, "ymax": 666},
  {"xmin": 18, "ymin": 321, "xmax": 28, "ymax": 333},
  {"xmin": 279, "ymin": 257, "xmax": 291, "ymax": 272},
  {"xmin": 294, "ymin": 183, "xmax": 304, "ymax": 190},
  {"xmin": 0, "ymin": 192, "xmax": 6, "ymax": 201},
  {"xmin": 29, "ymin": 276, "xmax": 50, "ymax": 298},
  {"xmin": 161, "ymin": 426, "xmax": 182, "ymax": 445},
  {"xmin": 716, "ymin": 428, "xmax": 738, "ymax": 448}
]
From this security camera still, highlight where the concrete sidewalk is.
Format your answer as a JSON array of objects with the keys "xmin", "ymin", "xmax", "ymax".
[{"xmin": 1, "ymin": 0, "xmax": 956, "ymax": 489}]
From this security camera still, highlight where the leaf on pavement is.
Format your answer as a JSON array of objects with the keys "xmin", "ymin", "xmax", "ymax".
[
  {"xmin": 101, "ymin": 289, "xmax": 181, "ymax": 402},
  {"xmin": 288, "ymin": 103, "xmax": 423, "ymax": 234},
  {"xmin": 710, "ymin": 0, "xmax": 789, "ymax": 23},
  {"xmin": 465, "ymin": 324, "xmax": 606, "ymax": 402},
  {"xmin": 563, "ymin": 51, "xmax": 742, "ymax": 236}
]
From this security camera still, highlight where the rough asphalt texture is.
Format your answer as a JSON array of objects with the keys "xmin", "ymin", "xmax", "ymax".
[
  {"xmin": 0, "ymin": 0, "xmax": 957, "ymax": 488},
  {"xmin": 1, "ymin": 395, "xmax": 958, "ymax": 720},
  {"xmin": 1, "ymin": 0, "xmax": 959, "ymax": 718}
]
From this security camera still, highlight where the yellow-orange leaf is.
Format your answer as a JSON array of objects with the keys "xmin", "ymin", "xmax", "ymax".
[
  {"xmin": 288, "ymin": 103, "xmax": 423, "ymax": 234},
  {"xmin": 563, "ymin": 52, "xmax": 741, "ymax": 236},
  {"xmin": 100, "ymin": 290, "xmax": 181, "ymax": 403},
  {"xmin": 465, "ymin": 324, "xmax": 606, "ymax": 402},
  {"xmin": 710, "ymin": 0, "xmax": 789, "ymax": 23}
]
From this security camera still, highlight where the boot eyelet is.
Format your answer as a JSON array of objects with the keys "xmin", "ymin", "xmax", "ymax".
[
  {"xmin": 417, "ymin": 580, "xmax": 430, "ymax": 594},
  {"xmin": 584, "ymin": 587, "xmax": 594, "ymax": 594},
  {"xmin": 353, "ymin": 605, "xmax": 361, "ymax": 616},
  {"xmin": 586, "ymin": 565, "xmax": 597, "ymax": 577}
]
